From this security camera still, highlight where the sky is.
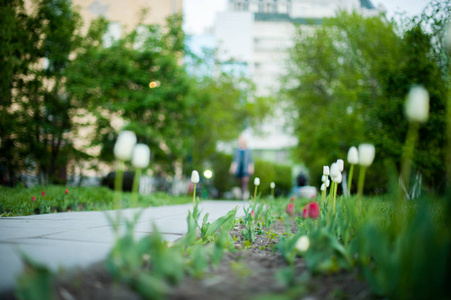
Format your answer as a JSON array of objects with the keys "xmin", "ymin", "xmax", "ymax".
[{"xmin": 183, "ymin": 0, "xmax": 430, "ymax": 35}]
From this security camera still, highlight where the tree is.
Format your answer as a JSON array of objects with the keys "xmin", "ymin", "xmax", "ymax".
[
  {"xmin": 0, "ymin": 0, "xmax": 82, "ymax": 185},
  {"xmin": 283, "ymin": 6, "xmax": 448, "ymax": 192}
]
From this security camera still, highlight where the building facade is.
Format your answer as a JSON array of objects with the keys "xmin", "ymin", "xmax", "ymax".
[{"xmin": 214, "ymin": 0, "xmax": 379, "ymax": 162}]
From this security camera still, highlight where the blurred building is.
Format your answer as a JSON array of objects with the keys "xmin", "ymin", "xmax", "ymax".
[
  {"xmin": 73, "ymin": 0, "xmax": 182, "ymax": 33},
  {"xmin": 213, "ymin": 0, "xmax": 379, "ymax": 163}
]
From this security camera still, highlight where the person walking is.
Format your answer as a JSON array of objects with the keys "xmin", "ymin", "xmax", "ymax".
[{"xmin": 229, "ymin": 136, "xmax": 254, "ymax": 200}]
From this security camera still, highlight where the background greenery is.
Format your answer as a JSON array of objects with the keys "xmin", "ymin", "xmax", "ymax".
[
  {"xmin": 0, "ymin": 0, "xmax": 271, "ymax": 187},
  {"xmin": 0, "ymin": 185, "xmax": 191, "ymax": 217},
  {"xmin": 282, "ymin": 1, "xmax": 450, "ymax": 193}
]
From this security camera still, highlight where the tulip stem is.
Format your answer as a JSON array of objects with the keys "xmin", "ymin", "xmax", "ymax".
[
  {"xmin": 193, "ymin": 183, "xmax": 197, "ymax": 206},
  {"xmin": 114, "ymin": 161, "xmax": 124, "ymax": 210},
  {"xmin": 131, "ymin": 168, "xmax": 142, "ymax": 208},
  {"xmin": 347, "ymin": 164, "xmax": 354, "ymax": 197},
  {"xmin": 271, "ymin": 188, "xmax": 274, "ymax": 199},
  {"xmin": 254, "ymin": 186, "xmax": 258, "ymax": 201},
  {"xmin": 401, "ymin": 122, "xmax": 419, "ymax": 196},
  {"xmin": 333, "ymin": 182, "xmax": 338, "ymax": 214},
  {"xmin": 357, "ymin": 166, "xmax": 366, "ymax": 201}
]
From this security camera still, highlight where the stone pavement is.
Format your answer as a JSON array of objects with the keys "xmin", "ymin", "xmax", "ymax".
[{"xmin": 0, "ymin": 200, "xmax": 247, "ymax": 294}]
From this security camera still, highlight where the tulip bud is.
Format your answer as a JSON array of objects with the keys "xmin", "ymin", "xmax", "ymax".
[
  {"xmin": 333, "ymin": 172, "xmax": 342, "ymax": 184},
  {"xmin": 358, "ymin": 144, "xmax": 376, "ymax": 167},
  {"xmin": 326, "ymin": 179, "xmax": 330, "ymax": 187},
  {"xmin": 251, "ymin": 210, "xmax": 255, "ymax": 218},
  {"xmin": 321, "ymin": 175, "xmax": 327, "ymax": 182},
  {"xmin": 254, "ymin": 177, "xmax": 260, "ymax": 186},
  {"xmin": 295, "ymin": 235, "xmax": 310, "ymax": 252},
  {"xmin": 191, "ymin": 170, "xmax": 200, "ymax": 183},
  {"xmin": 286, "ymin": 202, "xmax": 295, "ymax": 215},
  {"xmin": 41, "ymin": 191, "xmax": 45, "ymax": 197},
  {"xmin": 336, "ymin": 159, "xmax": 344, "ymax": 172},
  {"xmin": 270, "ymin": 182, "xmax": 275, "ymax": 189},
  {"xmin": 65, "ymin": 189, "xmax": 69, "ymax": 195},
  {"xmin": 308, "ymin": 202, "xmax": 320, "ymax": 219},
  {"xmin": 330, "ymin": 163, "xmax": 340, "ymax": 178},
  {"xmin": 320, "ymin": 183, "xmax": 326, "ymax": 191},
  {"xmin": 132, "ymin": 144, "xmax": 151, "ymax": 169},
  {"xmin": 405, "ymin": 86, "xmax": 429, "ymax": 123},
  {"xmin": 323, "ymin": 166, "xmax": 330, "ymax": 176},
  {"xmin": 302, "ymin": 208, "xmax": 308, "ymax": 219},
  {"xmin": 114, "ymin": 131, "xmax": 137, "ymax": 161},
  {"xmin": 32, "ymin": 197, "xmax": 36, "ymax": 202},
  {"xmin": 347, "ymin": 146, "xmax": 359, "ymax": 164}
]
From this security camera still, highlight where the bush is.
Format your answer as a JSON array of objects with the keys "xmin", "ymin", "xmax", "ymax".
[{"xmin": 209, "ymin": 152, "xmax": 292, "ymax": 198}]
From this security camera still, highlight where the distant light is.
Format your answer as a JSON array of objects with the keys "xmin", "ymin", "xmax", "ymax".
[
  {"xmin": 149, "ymin": 81, "xmax": 160, "ymax": 88},
  {"xmin": 204, "ymin": 169, "xmax": 213, "ymax": 179}
]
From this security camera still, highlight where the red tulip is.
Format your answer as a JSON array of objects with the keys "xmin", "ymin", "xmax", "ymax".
[
  {"xmin": 290, "ymin": 197, "xmax": 295, "ymax": 202},
  {"xmin": 308, "ymin": 202, "xmax": 320, "ymax": 219},
  {"xmin": 65, "ymin": 189, "xmax": 69, "ymax": 195},
  {"xmin": 286, "ymin": 203, "xmax": 295, "ymax": 216},
  {"xmin": 32, "ymin": 197, "xmax": 36, "ymax": 202},
  {"xmin": 251, "ymin": 210, "xmax": 255, "ymax": 218},
  {"xmin": 302, "ymin": 208, "xmax": 308, "ymax": 219},
  {"xmin": 41, "ymin": 191, "xmax": 45, "ymax": 197}
]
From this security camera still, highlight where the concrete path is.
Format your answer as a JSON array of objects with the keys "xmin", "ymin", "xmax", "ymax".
[{"xmin": 0, "ymin": 200, "xmax": 247, "ymax": 294}]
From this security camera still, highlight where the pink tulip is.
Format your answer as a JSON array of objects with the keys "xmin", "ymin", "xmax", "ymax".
[
  {"xmin": 290, "ymin": 197, "xmax": 295, "ymax": 202},
  {"xmin": 41, "ymin": 191, "xmax": 45, "ymax": 197},
  {"xmin": 302, "ymin": 208, "xmax": 308, "ymax": 219},
  {"xmin": 286, "ymin": 203, "xmax": 295, "ymax": 216},
  {"xmin": 32, "ymin": 197, "xmax": 36, "ymax": 202},
  {"xmin": 308, "ymin": 202, "xmax": 320, "ymax": 219},
  {"xmin": 65, "ymin": 189, "xmax": 69, "ymax": 195},
  {"xmin": 251, "ymin": 210, "xmax": 255, "ymax": 218}
]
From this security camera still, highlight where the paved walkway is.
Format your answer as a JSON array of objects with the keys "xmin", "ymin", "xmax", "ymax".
[{"xmin": 0, "ymin": 200, "xmax": 247, "ymax": 294}]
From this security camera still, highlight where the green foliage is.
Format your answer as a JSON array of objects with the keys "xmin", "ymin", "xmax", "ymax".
[
  {"xmin": 209, "ymin": 153, "xmax": 292, "ymax": 198},
  {"xmin": 106, "ymin": 220, "xmax": 184, "ymax": 300},
  {"xmin": 15, "ymin": 252, "xmax": 54, "ymax": 300},
  {"xmin": 276, "ymin": 232, "xmax": 302, "ymax": 265},
  {"xmin": 200, "ymin": 207, "xmax": 237, "ymax": 242},
  {"xmin": 283, "ymin": 7, "xmax": 449, "ymax": 192},
  {"xmin": 1, "ymin": 0, "xmax": 83, "ymax": 184},
  {"xmin": 241, "ymin": 212, "xmax": 256, "ymax": 244},
  {"xmin": 0, "ymin": 185, "xmax": 191, "ymax": 216}
]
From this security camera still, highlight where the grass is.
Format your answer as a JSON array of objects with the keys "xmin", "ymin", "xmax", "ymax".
[
  {"xmin": 8, "ymin": 189, "xmax": 451, "ymax": 299},
  {"xmin": 0, "ymin": 185, "xmax": 193, "ymax": 217}
]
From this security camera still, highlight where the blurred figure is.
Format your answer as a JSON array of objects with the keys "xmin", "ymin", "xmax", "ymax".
[{"xmin": 229, "ymin": 136, "xmax": 254, "ymax": 200}]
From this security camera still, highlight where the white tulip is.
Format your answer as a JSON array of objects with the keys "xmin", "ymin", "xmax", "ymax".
[
  {"xmin": 320, "ymin": 183, "xmax": 326, "ymax": 191},
  {"xmin": 191, "ymin": 170, "xmax": 200, "ymax": 183},
  {"xmin": 358, "ymin": 144, "xmax": 376, "ymax": 167},
  {"xmin": 333, "ymin": 172, "xmax": 342, "ymax": 184},
  {"xmin": 321, "ymin": 175, "xmax": 328, "ymax": 182},
  {"xmin": 330, "ymin": 163, "xmax": 340, "ymax": 178},
  {"xmin": 337, "ymin": 159, "xmax": 344, "ymax": 172},
  {"xmin": 132, "ymin": 144, "xmax": 150, "ymax": 169},
  {"xmin": 347, "ymin": 146, "xmax": 359, "ymax": 165},
  {"xmin": 114, "ymin": 131, "xmax": 137, "ymax": 161},
  {"xmin": 323, "ymin": 166, "xmax": 330, "ymax": 176},
  {"xmin": 295, "ymin": 235, "xmax": 310, "ymax": 252},
  {"xmin": 326, "ymin": 179, "xmax": 330, "ymax": 187},
  {"xmin": 405, "ymin": 86, "xmax": 429, "ymax": 123},
  {"xmin": 254, "ymin": 177, "xmax": 260, "ymax": 186},
  {"xmin": 270, "ymin": 182, "xmax": 275, "ymax": 189}
]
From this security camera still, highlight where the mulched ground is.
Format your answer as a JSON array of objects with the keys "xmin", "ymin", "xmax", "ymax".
[{"xmin": 3, "ymin": 219, "xmax": 373, "ymax": 300}]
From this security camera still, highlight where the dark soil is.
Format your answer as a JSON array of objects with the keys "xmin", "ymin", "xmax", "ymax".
[{"xmin": 3, "ymin": 219, "xmax": 373, "ymax": 300}]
